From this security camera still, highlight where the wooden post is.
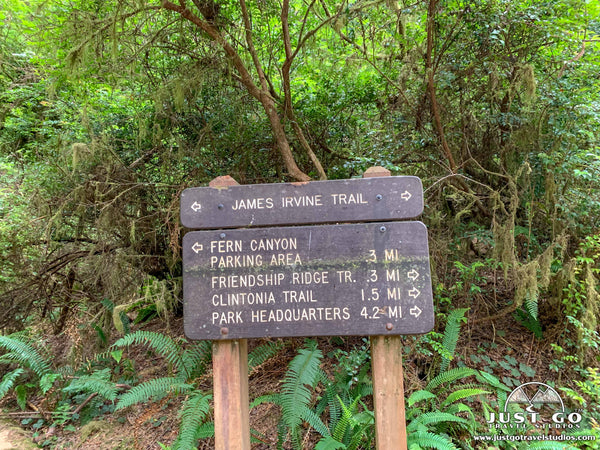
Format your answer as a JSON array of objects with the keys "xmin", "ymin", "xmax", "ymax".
[
  {"xmin": 364, "ymin": 166, "xmax": 408, "ymax": 450},
  {"xmin": 213, "ymin": 340, "xmax": 250, "ymax": 450},
  {"xmin": 209, "ymin": 175, "xmax": 251, "ymax": 450}
]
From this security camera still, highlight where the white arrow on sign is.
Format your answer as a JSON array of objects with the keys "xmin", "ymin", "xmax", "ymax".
[
  {"xmin": 192, "ymin": 242, "xmax": 203, "ymax": 254},
  {"xmin": 191, "ymin": 201, "xmax": 202, "ymax": 212},
  {"xmin": 407, "ymin": 269, "xmax": 420, "ymax": 281},
  {"xmin": 409, "ymin": 306, "xmax": 422, "ymax": 318},
  {"xmin": 400, "ymin": 191, "xmax": 412, "ymax": 201},
  {"xmin": 408, "ymin": 287, "xmax": 421, "ymax": 299}
]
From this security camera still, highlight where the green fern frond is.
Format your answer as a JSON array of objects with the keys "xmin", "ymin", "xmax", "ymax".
[
  {"xmin": 315, "ymin": 436, "xmax": 347, "ymax": 450},
  {"xmin": 315, "ymin": 383, "xmax": 341, "ymax": 428},
  {"xmin": 112, "ymin": 331, "xmax": 185, "ymax": 376},
  {"xmin": 443, "ymin": 402, "xmax": 474, "ymax": 416},
  {"xmin": 441, "ymin": 388, "xmax": 490, "ymax": 407},
  {"xmin": 63, "ymin": 368, "xmax": 118, "ymax": 402},
  {"xmin": 407, "ymin": 430, "xmax": 457, "ymax": 450},
  {"xmin": 115, "ymin": 377, "xmax": 192, "ymax": 410},
  {"xmin": 0, "ymin": 335, "xmax": 52, "ymax": 378},
  {"xmin": 250, "ymin": 393, "xmax": 280, "ymax": 409},
  {"xmin": 194, "ymin": 422, "xmax": 214, "ymax": 440},
  {"xmin": 180, "ymin": 340, "xmax": 212, "ymax": 380},
  {"xmin": 524, "ymin": 293, "xmax": 539, "ymax": 320},
  {"xmin": 439, "ymin": 308, "xmax": 468, "ymax": 372},
  {"xmin": 0, "ymin": 368, "xmax": 24, "ymax": 399},
  {"xmin": 475, "ymin": 371, "xmax": 510, "ymax": 391},
  {"xmin": 346, "ymin": 421, "xmax": 373, "ymax": 450},
  {"xmin": 280, "ymin": 341, "xmax": 323, "ymax": 448},
  {"xmin": 408, "ymin": 390, "xmax": 437, "ymax": 407},
  {"xmin": 248, "ymin": 340, "xmax": 284, "ymax": 372},
  {"xmin": 172, "ymin": 390, "xmax": 212, "ymax": 450},
  {"xmin": 280, "ymin": 343, "xmax": 323, "ymax": 430},
  {"xmin": 408, "ymin": 412, "xmax": 470, "ymax": 432},
  {"xmin": 426, "ymin": 367, "xmax": 478, "ymax": 391},
  {"xmin": 300, "ymin": 405, "xmax": 330, "ymax": 437},
  {"xmin": 332, "ymin": 395, "xmax": 360, "ymax": 442}
]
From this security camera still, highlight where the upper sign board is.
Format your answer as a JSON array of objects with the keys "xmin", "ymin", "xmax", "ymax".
[
  {"xmin": 183, "ymin": 221, "xmax": 433, "ymax": 340},
  {"xmin": 180, "ymin": 176, "xmax": 423, "ymax": 229}
]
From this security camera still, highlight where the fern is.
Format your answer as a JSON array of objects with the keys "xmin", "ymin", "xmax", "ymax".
[
  {"xmin": 408, "ymin": 389, "xmax": 437, "ymax": 407},
  {"xmin": 407, "ymin": 411, "xmax": 470, "ymax": 432},
  {"xmin": 300, "ymin": 405, "xmax": 330, "ymax": 437},
  {"xmin": 320, "ymin": 382, "xmax": 342, "ymax": 427},
  {"xmin": 407, "ymin": 430, "xmax": 457, "ymax": 450},
  {"xmin": 0, "ymin": 334, "xmax": 52, "ymax": 378},
  {"xmin": 440, "ymin": 388, "xmax": 490, "ymax": 408},
  {"xmin": 112, "ymin": 331, "xmax": 186, "ymax": 377},
  {"xmin": 63, "ymin": 368, "xmax": 118, "ymax": 402},
  {"xmin": 330, "ymin": 396, "xmax": 374, "ymax": 450},
  {"xmin": 115, "ymin": 377, "xmax": 192, "ymax": 410},
  {"xmin": 180, "ymin": 340, "xmax": 212, "ymax": 380},
  {"xmin": 426, "ymin": 367, "xmax": 478, "ymax": 391},
  {"xmin": 331, "ymin": 395, "xmax": 356, "ymax": 442},
  {"xmin": 345, "ymin": 411, "xmax": 374, "ymax": 450},
  {"xmin": 250, "ymin": 393, "xmax": 280, "ymax": 408},
  {"xmin": 0, "ymin": 368, "xmax": 24, "ymax": 399},
  {"xmin": 524, "ymin": 292, "xmax": 539, "ymax": 320},
  {"xmin": 248, "ymin": 340, "xmax": 284, "ymax": 372},
  {"xmin": 439, "ymin": 308, "xmax": 468, "ymax": 372},
  {"xmin": 194, "ymin": 422, "xmax": 215, "ymax": 440},
  {"xmin": 280, "ymin": 341, "xmax": 323, "ymax": 447},
  {"xmin": 172, "ymin": 390, "xmax": 212, "ymax": 450},
  {"xmin": 315, "ymin": 436, "xmax": 347, "ymax": 450}
]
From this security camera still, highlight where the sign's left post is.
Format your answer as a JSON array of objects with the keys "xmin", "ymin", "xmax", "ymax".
[{"xmin": 191, "ymin": 175, "xmax": 250, "ymax": 450}]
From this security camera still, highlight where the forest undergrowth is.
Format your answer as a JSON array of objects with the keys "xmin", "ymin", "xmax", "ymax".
[{"xmin": 1, "ymin": 0, "xmax": 600, "ymax": 448}]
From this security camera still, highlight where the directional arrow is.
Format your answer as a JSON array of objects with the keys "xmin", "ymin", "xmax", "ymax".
[
  {"xmin": 191, "ymin": 201, "xmax": 202, "ymax": 212},
  {"xmin": 407, "ymin": 269, "xmax": 420, "ymax": 281},
  {"xmin": 409, "ymin": 306, "xmax": 422, "ymax": 318},
  {"xmin": 408, "ymin": 288, "xmax": 421, "ymax": 299},
  {"xmin": 192, "ymin": 242, "xmax": 203, "ymax": 254},
  {"xmin": 400, "ymin": 191, "xmax": 412, "ymax": 201}
]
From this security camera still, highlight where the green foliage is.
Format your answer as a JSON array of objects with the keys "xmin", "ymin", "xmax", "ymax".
[
  {"xmin": 248, "ymin": 340, "xmax": 284, "ymax": 372},
  {"xmin": 407, "ymin": 431, "xmax": 458, "ymax": 450},
  {"xmin": 0, "ymin": 368, "xmax": 24, "ymax": 399},
  {"xmin": 116, "ymin": 377, "xmax": 192, "ymax": 411},
  {"xmin": 253, "ymin": 340, "xmax": 375, "ymax": 450},
  {"xmin": 171, "ymin": 391, "xmax": 212, "ymax": 450},
  {"xmin": 279, "ymin": 341, "xmax": 326, "ymax": 448},
  {"xmin": 62, "ymin": 368, "xmax": 118, "ymax": 403},
  {"xmin": 0, "ymin": 334, "xmax": 52, "ymax": 378},
  {"xmin": 113, "ymin": 331, "xmax": 193, "ymax": 380},
  {"xmin": 439, "ymin": 308, "xmax": 469, "ymax": 372},
  {"xmin": 406, "ymin": 367, "xmax": 501, "ymax": 448},
  {"xmin": 0, "ymin": 0, "xmax": 599, "ymax": 447},
  {"xmin": 562, "ymin": 367, "xmax": 600, "ymax": 426},
  {"xmin": 0, "ymin": 333, "xmax": 56, "ymax": 408}
]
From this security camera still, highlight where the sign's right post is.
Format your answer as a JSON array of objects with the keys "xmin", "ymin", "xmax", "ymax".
[{"xmin": 364, "ymin": 166, "xmax": 408, "ymax": 450}]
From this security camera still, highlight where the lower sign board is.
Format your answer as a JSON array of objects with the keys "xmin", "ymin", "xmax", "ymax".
[{"xmin": 183, "ymin": 221, "xmax": 433, "ymax": 340}]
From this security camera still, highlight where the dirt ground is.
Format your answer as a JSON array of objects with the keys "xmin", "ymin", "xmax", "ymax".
[{"xmin": 0, "ymin": 420, "xmax": 37, "ymax": 450}]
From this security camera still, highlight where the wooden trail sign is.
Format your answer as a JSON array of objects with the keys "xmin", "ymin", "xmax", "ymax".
[
  {"xmin": 180, "ymin": 176, "xmax": 423, "ymax": 229},
  {"xmin": 181, "ymin": 168, "xmax": 431, "ymax": 450},
  {"xmin": 183, "ymin": 221, "xmax": 433, "ymax": 340}
]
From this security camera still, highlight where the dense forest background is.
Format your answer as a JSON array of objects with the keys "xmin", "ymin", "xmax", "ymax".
[{"xmin": 1, "ymin": 0, "xmax": 599, "ymax": 448}]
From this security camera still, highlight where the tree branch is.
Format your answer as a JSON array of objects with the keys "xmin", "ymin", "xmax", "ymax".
[
  {"xmin": 281, "ymin": 0, "xmax": 327, "ymax": 179},
  {"xmin": 161, "ymin": 0, "xmax": 311, "ymax": 181}
]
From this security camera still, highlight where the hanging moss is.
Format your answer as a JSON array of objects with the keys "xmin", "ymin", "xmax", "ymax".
[{"xmin": 582, "ymin": 265, "xmax": 599, "ymax": 333}]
